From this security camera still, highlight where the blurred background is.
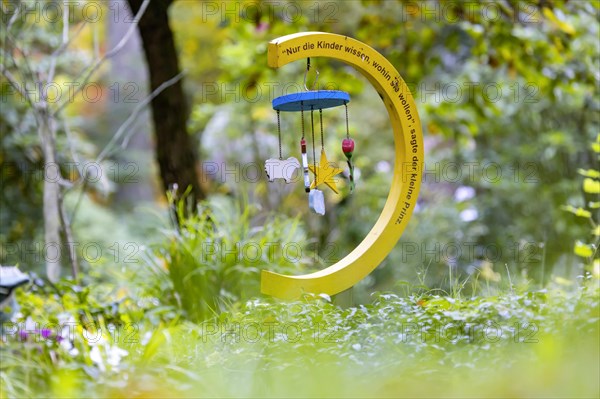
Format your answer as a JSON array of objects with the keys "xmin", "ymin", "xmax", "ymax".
[{"xmin": 1, "ymin": 0, "xmax": 598, "ymax": 306}]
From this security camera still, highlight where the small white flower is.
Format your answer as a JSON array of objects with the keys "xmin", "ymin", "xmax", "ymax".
[
  {"xmin": 141, "ymin": 331, "xmax": 153, "ymax": 346},
  {"xmin": 460, "ymin": 208, "xmax": 479, "ymax": 222},
  {"xmin": 376, "ymin": 161, "xmax": 391, "ymax": 173},
  {"xmin": 106, "ymin": 345, "xmax": 128, "ymax": 368},
  {"xmin": 89, "ymin": 345, "xmax": 105, "ymax": 372},
  {"xmin": 24, "ymin": 316, "xmax": 36, "ymax": 331},
  {"xmin": 454, "ymin": 186, "xmax": 476, "ymax": 202}
]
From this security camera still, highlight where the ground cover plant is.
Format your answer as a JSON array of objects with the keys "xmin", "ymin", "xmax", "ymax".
[
  {"xmin": 1, "ymin": 1, "xmax": 599, "ymax": 398},
  {"xmin": 1, "ymin": 272, "xmax": 598, "ymax": 398}
]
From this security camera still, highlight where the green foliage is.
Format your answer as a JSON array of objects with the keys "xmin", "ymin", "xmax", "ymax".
[
  {"xmin": 3, "ymin": 0, "xmax": 597, "ymax": 290},
  {"xmin": 168, "ymin": 0, "xmax": 600, "ymax": 291},
  {"xmin": 0, "ymin": 1, "xmax": 120, "ymax": 273},
  {"xmin": 2, "ymin": 3, "xmax": 600, "ymax": 397},
  {"xmin": 562, "ymin": 134, "xmax": 600, "ymax": 275},
  {"xmin": 2, "ymin": 280, "xmax": 598, "ymax": 398},
  {"xmin": 0, "ymin": 274, "xmax": 167, "ymax": 397},
  {"xmin": 386, "ymin": 1, "xmax": 599, "ymax": 285},
  {"xmin": 0, "ymin": 26, "xmax": 45, "ymax": 269},
  {"xmin": 146, "ymin": 195, "xmax": 318, "ymax": 321}
]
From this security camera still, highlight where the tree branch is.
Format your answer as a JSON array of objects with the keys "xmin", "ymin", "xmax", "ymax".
[
  {"xmin": 58, "ymin": 193, "xmax": 79, "ymax": 281},
  {"xmin": 1, "ymin": 0, "xmax": 23, "ymax": 33},
  {"xmin": 53, "ymin": 0, "xmax": 151, "ymax": 116},
  {"xmin": 67, "ymin": 71, "xmax": 184, "ymax": 225},
  {"xmin": 47, "ymin": 2, "xmax": 89, "ymax": 86},
  {"xmin": 63, "ymin": 120, "xmax": 85, "ymax": 185},
  {"xmin": 96, "ymin": 71, "xmax": 185, "ymax": 163},
  {"xmin": 6, "ymin": 30, "xmax": 39, "ymax": 82},
  {"xmin": 0, "ymin": 63, "xmax": 35, "ymax": 108}
]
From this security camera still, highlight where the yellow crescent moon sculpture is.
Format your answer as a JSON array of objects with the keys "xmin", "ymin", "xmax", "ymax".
[{"xmin": 261, "ymin": 32, "xmax": 424, "ymax": 299}]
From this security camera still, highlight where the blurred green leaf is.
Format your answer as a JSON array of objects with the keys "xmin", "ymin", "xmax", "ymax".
[
  {"xmin": 578, "ymin": 169, "xmax": 600, "ymax": 179},
  {"xmin": 574, "ymin": 241, "xmax": 593, "ymax": 258},
  {"xmin": 561, "ymin": 205, "xmax": 592, "ymax": 218},
  {"xmin": 583, "ymin": 178, "xmax": 600, "ymax": 194}
]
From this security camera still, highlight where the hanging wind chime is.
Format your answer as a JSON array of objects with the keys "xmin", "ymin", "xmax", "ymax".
[{"xmin": 264, "ymin": 58, "xmax": 356, "ymax": 215}]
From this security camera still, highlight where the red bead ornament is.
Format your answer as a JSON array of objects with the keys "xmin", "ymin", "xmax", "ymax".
[
  {"xmin": 342, "ymin": 138, "xmax": 354, "ymax": 158},
  {"xmin": 342, "ymin": 137, "xmax": 355, "ymax": 193}
]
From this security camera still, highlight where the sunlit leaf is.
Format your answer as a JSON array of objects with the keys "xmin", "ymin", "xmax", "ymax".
[
  {"xmin": 542, "ymin": 7, "xmax": 576, "ymax": 35},
  {"xmin": 574, "ymin": 241, "xmax": 593, "ymax": 258},
  {"xmin": 561, "ymin": 205, "xmax": 592, "ymax": 218},
  {"xmin": 577, "ymin": 169, "xmax": 600, "ymax": 178},
  {"xmin": 479, "ymin": 261, "xmax": 501, "ymax": 282},
  {"xmin": 553, "ymin": 276, "xmax": 573, "ymax": 286},
  {"xmin": 583, "ymin": 178, "xmax": 600, "ymax": 194}
]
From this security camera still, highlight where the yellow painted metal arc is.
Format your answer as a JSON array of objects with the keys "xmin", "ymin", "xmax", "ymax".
[{"xmin": 262, "ymin": 32, "xmax": 424, "ymax": 299}]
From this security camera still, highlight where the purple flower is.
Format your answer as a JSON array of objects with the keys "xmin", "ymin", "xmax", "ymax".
[
  {"xmin": 18, "ymin": 329, "xmax": 57, "ymax": 342},
  {"xmin": 19, "ymin": 330, "xmax": 28, "ymax": 341}
]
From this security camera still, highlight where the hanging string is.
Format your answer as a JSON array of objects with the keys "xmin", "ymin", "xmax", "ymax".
[
  {"xmin": 345, "ymin": 102, "xmax": 350, "ymax": 139},
  {"xmin": 277, "ymin": 109, "xmax": 282, "ymax": 160},
  {"xmin": 342, "ymin": 101, "xmax": 355, "ymax": 193},
  {"xmin": 304, "ymin": 58, "xmax": 311, "ymax": 91},
  {"xmin": 319, "ymin": 108, "xmax": 324, "ymax": 150},
  {"xmin": 310, "ymin": 106, "xmax": 317, "ymax": 181},
  {"xmin": 300, "ymin": 102, "xmax": 305, "ymax": 139}
]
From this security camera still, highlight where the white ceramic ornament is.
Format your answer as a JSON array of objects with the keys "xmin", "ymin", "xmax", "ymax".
[
  {"xmin": 308, "ymin": 189, "xmax": 325, "ymax": 215},
  {"xmin": 265, "ymin": 157, "xmax": 300, "ymax": 183}
]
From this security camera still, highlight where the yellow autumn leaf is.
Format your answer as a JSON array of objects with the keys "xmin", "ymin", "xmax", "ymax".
[
  {"xmin": 593, "ymin": 225, "xmax": 600, "ymax": 237},
  {"xmin": 479, "ymin": 261, "xmax": 501, "ymax": 282},
  {"xmin": 251, "ymin": 105, "xmax": 270, "ymax": 120},
  {"xmin": 542, "ymin": 7, "xmax": 576, "ymax": 35},
  {"xmin": 185, "ymin": 39, "xmax": 198, "ymax": 55}
]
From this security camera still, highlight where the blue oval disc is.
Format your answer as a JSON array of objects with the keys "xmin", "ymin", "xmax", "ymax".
[{"xmin": 273, "ymin": 90, "xmax": 350, "ymax": 112}]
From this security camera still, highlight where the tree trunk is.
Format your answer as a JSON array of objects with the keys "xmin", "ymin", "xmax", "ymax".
[
  {"xmin": 38, "ymin": 112, "xmax": 61, "ymax": 282},
  {"xmin": 127, "ymin": 0, "xmax": 204, "ymax": 207}
]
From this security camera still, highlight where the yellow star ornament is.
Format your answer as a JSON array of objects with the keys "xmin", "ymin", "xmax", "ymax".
[{"xmin": 309, "ymin": 149, "xmax": 343, "ymax": 194}]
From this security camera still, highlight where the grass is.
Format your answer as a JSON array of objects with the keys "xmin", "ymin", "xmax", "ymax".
[
  {"xmin": 1, "ymin": 277, "xmax": 598, "ymax": 398},
  {"xmin": 145, "ymin": 195, "xmax": 318, "ymax": 321}
]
